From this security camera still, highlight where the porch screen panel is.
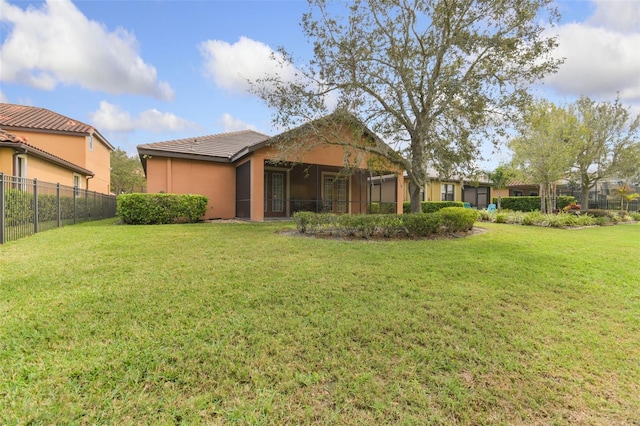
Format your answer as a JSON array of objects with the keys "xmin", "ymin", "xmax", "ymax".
[
  {"xmin": 323, "ymin": 176, "xmax": 334, "ymax": 212},
  {"xmin": 337, "ymin": 178, "xmax": 347, "ymax": 213},
  {"xmin": 272, "ymin": 173, "xmax": 284, "ymax": 212},
  {"xmin": 235, "ymin": 161, "xmax": 251, "ymax": 218}
]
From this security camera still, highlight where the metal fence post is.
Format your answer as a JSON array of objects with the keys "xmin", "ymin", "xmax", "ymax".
[
  {"xmin": 33, "ymin": 178, "xmax": 39, "ymax": 234},
  {"xmin": 57, "ymin": 183, "xmax": 61, "ymax": 228},
  {"xmin": 0, "ymin": 173, "xmax": 5, "ymax": 244}
]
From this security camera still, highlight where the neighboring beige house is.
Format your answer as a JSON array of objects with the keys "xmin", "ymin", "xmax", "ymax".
[
  {"xmin": 138, "ymin": 115, "xmax": 404, "ymax": 221},
  {"xmin": 404, "ymin": 170, "xmax": 493, "ymax": 209},
  {"xmin": 0, "ymin": 103, "xmax": 114, "ymax": 194}
]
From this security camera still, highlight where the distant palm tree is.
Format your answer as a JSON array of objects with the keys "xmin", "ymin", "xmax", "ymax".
[{"xmin": 611, "ymin": 185, "xmax": 639, "ymax": 211}]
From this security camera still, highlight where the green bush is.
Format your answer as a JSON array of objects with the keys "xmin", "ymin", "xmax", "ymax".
[
  {"xmin": 117, "ymin": 193, "xmax": 208, "ymax": 225},
  {"xmin": 438, "ymin": 207, "xmax": 478, "ymax": 232},
  {"xmin": 4, "ymin": 188, "xmax": 34, "ymax": 226},
  {"xmin": 368, "ymin": 202, "xmax": 396, "ymax": 214},
  {"xmin": 556, "ymin": 196, "xmax": 578, "ymax": 211},
  {"xmin": 494, "ymin": 196, "xmax": 540, "ymax": 212},
  {"xmin": 293, "ymin": 211, "xmax": 478, "ymax": 238},
  {"xmin": 631, "ymin": 212, "xmax": 640, "ymax": 221},
  {"xmin": 403, "ymin": 201, "xmax": 464, "ymax": 213},
  {"xmin": 401, "ymin": 213, "xmax": 443, "ymax": 237}
]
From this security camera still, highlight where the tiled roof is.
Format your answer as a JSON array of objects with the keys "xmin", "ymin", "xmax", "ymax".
[
  {"xmin": 138, "ymin": 130, "xmax": 272, "ymax": 160},
  {"xmin": 0, "ymin": 103, "xmax": 94, "ymax": 134},
  {"xmin": 0, "ymin": 128, "xmax": 94, "ymax": 176},
  {"xmin": 0, "ymin": 128, "xmax": 27, "ymax": 143}
]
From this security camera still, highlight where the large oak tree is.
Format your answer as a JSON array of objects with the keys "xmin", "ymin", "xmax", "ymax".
[{"xmin": 252, "ymin": 0, "xmax": 562, "ymax": 212}]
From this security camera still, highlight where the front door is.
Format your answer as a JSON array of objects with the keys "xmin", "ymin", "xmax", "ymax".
[
  {"xmin": 322, "ymin": 174, "xmax": 350, "ymax": 213},
  {"xmin": 264, "ymin": 170, "xmax": 288, "ymax": 218}
]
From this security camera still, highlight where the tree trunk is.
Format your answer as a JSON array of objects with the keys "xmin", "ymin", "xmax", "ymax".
[
  {"xmin": 409, "ymin": 179, "xmax": 422, "ymax": 213},
  {"xmin": 581, "ymin": 185, "xmax": 590, "ymax": 212}
]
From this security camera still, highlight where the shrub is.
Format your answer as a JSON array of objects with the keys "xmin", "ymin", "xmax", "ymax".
[
  {"xmin": 438, "ymin": 207, "xmax": 478, "ymax": 232},
  {"xmin": 631, "ymin": 212, "xmax": 640, "ymax": 221},
  {"xmin": 117, "ymin": 193, "xmax": 208, "ymax": 225},
  {"xmin": 368, "ymin": 202, "xmax": 396, "ymax": 214},
  {"xmin": 477, "ymin": 209, "xmax": 494, "ymax": 221},
  {"xmin": 401, "ymin": 213, "xmax": 443, "ymax": 237},
  {"xmin": 403, "ymin": 201, "xmax": 464, "ymax": 213},
  {"xmin": 495, "ymin": 212, "xmax": 509, "ymax": 223},
  {"xmin": 4, "ymin": 188, "xmax": 34, "ymax": 226},
  {"xmin": 494, "ymin": 196, "xmax": 540, "ymax": 212},
  {"xmin": 556, "ymin": 196, "xmax": 578, "ymax": 211}
]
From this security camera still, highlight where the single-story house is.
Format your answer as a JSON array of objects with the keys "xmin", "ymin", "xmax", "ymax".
[{"xmin": 138, "ymin": 115, "xmax": 404, "ymax": 221}]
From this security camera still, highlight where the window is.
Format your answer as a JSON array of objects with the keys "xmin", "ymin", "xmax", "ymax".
[
  {"xmin": 322, "ymin": 173, "xmax": 349, "ymax": 213},
  {"xmin": 272, "ymin": 173, "xmax": 284, "ymax": 212},
  {"xmin": 16, "ymin": 155, "xmax": 27, "ymax": 189},
  {"xmin": 441, "ymin": 184, "xmax": 454, "ymax": 201},
  {"xmin": 529, "ymin": 191, "xmax": 538, "ymax": 196},
  {"xmin": 73, "ymin": 174, "xmax": 81, "ymax": 197},
  {"xmin": 513, "ymin": 190, "xmax": 523, "ymax": 196},
  {"xmin": 88, "ymin": 134, "xmax": 94, "ymax": 152}
]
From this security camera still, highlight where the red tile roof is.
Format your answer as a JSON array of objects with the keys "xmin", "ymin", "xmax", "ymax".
[{"xmin": 0, "ymin": 103, "xmax": 95, "ymax": 134}]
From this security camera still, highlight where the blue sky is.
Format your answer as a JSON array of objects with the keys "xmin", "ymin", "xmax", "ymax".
[{"xmin": 1, "ymin": 0, "xmax": 639, "ymax": 169}]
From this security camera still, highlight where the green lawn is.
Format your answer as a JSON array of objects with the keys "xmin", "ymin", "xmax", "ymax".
[{"xmin": 1, "ymin": 220, "xmax": 639, "ymax": 424}]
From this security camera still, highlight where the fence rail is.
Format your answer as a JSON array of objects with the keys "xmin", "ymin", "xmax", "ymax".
[{"xmin": 1, "ymin": 173, "xmax": 117, "ymax": 244}]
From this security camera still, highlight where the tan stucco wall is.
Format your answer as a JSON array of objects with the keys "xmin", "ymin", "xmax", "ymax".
[
  {"xmin": 7, "ymin": 130, "xmax": 111, "ymax": 194},
  {"xmin": 0, "ymin": 147, "xmax": 87, "ymax": 187},
  {"xmin": 84, "ymin": 135, "xmax": 112, "ymax": 194},
  {"xmin": 404, "ymin": 178, "xmax": 462, "ymax": 202},
  {"xmin": 0, "ymin": 147, "xmax": 14, "ymax": 174},
  {"xmin": 146, "ymin": 156, "xmax": 236, "ymax": 219}
]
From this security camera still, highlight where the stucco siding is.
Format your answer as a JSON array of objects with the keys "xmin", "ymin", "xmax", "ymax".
[
  {"xmin": 5, "ymin": 130, "xmax": 111, "ymax": 194},
  {"xmin": 0, "ymin": 148, "xmax": 14, "ymax": 174},
  {"xmin": 146, "ymin": 157, "xmax": 236, "ymax": 219}
]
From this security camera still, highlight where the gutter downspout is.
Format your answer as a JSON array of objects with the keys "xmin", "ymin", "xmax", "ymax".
[
  {"xmin": 86, "ymin": 175, "xmax": 94, "ymax": 191},
  {"xmin": 13, "ymin": 147, "xmax": 27, "ymax": 176}
]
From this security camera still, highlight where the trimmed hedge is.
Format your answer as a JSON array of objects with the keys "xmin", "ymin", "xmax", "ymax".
[
  {"xmin": 368, "ymin": 202, "xmax": 397, "ymax": 214},
  {"xmin": 293, "ymin": 207, "xmax": 477, "ymax": 238},
  {"xmin": 402, "ymin": 201, "xmax": 464, "ymax": 213},
  {"xmin": 117, "ymin": 193, "xmax": 208, "ymax": 225},
  {"xmin": 493, "ymin": 196, "xmax": 539, "ymax": 211},
  {"xmin": 493, "ymin": 195, "xmax": 578, "ymax": 212}
]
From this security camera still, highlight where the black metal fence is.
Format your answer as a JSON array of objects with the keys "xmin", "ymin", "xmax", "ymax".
[{"xmin": 1, "ymin": 173, "xmax": 117, "ymax": 244}]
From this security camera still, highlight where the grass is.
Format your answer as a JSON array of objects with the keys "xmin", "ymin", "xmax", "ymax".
[{"xmin": 1, "ymin": 219, "xmax": 639, "ymax": 424}]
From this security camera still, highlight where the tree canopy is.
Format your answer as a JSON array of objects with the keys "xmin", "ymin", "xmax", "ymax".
[
  {"xmin": 509, "ymin": 99, "xmax": 576, "ymax": 213},
  {"xmin": 510, "ymin": 96, "xmax": 640, "ymax": 212},
  {"xmin": 110, "ymin": 148, "xmax": 146, "ymax": 194},
  {"xmin": 567, "ymin": 96, "xmax": 640, "ymax": 210},
  {"xmin": 252, "ymin": 0, "xmax": 562, "ymax": 212}
]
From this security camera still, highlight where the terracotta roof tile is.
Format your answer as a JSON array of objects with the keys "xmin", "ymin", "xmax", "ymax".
[
  {"xmin": 138, "ymin": 130, "xmax": 271, "ymax": 160},
  {"xmin": 0, "ymin": 103, "xmax": 94, "ymax": 134}
]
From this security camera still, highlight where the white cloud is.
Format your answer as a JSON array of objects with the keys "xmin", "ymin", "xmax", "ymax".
[
  {"xmin": 544, "ymin": 1, "xmax": 640, "ymax": 102},
  {"xmin": 588, "ymin": 0, "xmax": 640, "ymax": 34},
  {"xmin": 217, "ymin": 113, "xmax": 258, "ymax": 132},
  {"xmin": 199, "ymin": 36, "xmax": 298, "ymax": 94},
  {"xmin": 89, "ymin": 101, "xmax": 197, "ymax": 133},
  {"xmin": 0, "ymin": 0, "xmax": 174, "ymax": 100}
]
